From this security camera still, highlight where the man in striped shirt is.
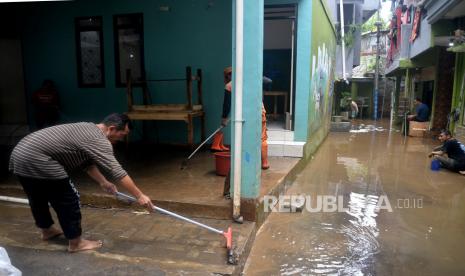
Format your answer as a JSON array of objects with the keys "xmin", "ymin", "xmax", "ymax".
[{"xmin": 9, "ymin": 113, "xmax": 154, "ymax": 252}]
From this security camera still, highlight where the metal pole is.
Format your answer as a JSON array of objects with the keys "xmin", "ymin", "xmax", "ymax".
[
  {"xmin": 116, "ymin": 192, "xmax": 223, "ymax": 235},
  {"xmin": 339, "ymin": 0, "xmax": 347, "ymax": 81},
  {"xmin": 0, "ymin": 195, "xmax": 29, "ymax": 205},
  {"xmin": 289, "ymin": 19, "xmax": 295, "ymax": 129},
  {"xmin": 233, "ymin": 0, "xmax": 244, "ymax": 220},
  {"xmin": 374, "ymin": 9, "xmax": 381, "ymax": 120},
  {"xmin": 186, "ymin": 125, "xmax": 224, "ymax": 160}
]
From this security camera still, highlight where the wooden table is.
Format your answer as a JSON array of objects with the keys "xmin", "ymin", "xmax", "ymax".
[
  {"xmin": 263, "ymin": 91, "xmax": 288, "ymax": 120},
  {"xmin": 126, "ymin": 104, "xmax": 205, "ymax": 149}
]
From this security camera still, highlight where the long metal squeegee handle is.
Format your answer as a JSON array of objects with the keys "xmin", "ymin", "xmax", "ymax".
[
  {"xmin": 115, "ymin": 192, "xmax": 223, "ymax": 235},
  {"xmin": 187, "ymin": 125, "xmax": 225, "ymax": 160}
]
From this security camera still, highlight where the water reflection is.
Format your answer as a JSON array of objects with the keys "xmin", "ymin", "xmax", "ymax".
[{"xmin": 245, "ymin": 124, "xmax": 465, "ymax": 275}]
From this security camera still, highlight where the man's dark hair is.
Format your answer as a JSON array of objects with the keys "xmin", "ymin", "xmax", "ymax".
[
  {"xmin": 440, "ymin": 129, "xmax": 452, "ymax": 137},
  {"xmin": 101, "ymin": 113, "xmax": 132, "ymax": 130},
  {"xmin": 415, "ymin": 97, "xmax": 422, "ymax": 102}
]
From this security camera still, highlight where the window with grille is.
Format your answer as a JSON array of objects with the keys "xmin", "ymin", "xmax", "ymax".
[
  {"xmin": 113, "ymin": 13, "xmax": 145, "ymax": 86},
  {"xmin": 75, "ymin": 16, "xmax": 105, "ymax": 87}
]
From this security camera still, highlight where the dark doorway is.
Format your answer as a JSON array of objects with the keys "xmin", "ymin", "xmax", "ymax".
[{"xmin": 422, "ymin": 80, "xmax": 434, "ymax": 111}]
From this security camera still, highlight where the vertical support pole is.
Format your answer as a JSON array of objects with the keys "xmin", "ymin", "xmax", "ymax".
[
  {"xmin": 339, "ymin": 0, "xmax": 347, "ymax": 81},
  {"xmin": 126, "ymin": 69, "xmax": 133, "ymax": 111},
  {"xmin": 374, "ymin": 9, "xmax": 381, "ymax": 120},
  {"xmin": 187, "ymin": 113, "xmax": 194, "ymax": 150},
  {"xmin": 201, "ymin": 112, "xmax": 206, "ymax": 141},
  {"xmin": 197, "ymin": 68, "xmax": 205, "ymax": 141},
  {"xmin": 197, "ymin": 69, "xmax": 203, "ymax": 106},
  {"xmin": 186, "ymin": 66, "xmax": 193, "ymax": 110}
]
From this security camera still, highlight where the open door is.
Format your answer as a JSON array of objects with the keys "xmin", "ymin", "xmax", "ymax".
[{"xmin": 263, "ymin": 4, "xmax": 296, "ymax": 131}]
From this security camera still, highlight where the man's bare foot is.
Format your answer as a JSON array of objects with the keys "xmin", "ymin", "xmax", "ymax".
[
  {"xmin": 41, "ymin": 226, "xmax": 63, "ymax": 240},
  {"xmin": 68, "ymin": 238, "xmax": 103, "ymax": 253}
]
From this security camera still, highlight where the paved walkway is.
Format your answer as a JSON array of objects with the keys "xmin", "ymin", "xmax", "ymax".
[{"xmin": 0, "ymin": 202, "xmax": 255, "ymax": 275}]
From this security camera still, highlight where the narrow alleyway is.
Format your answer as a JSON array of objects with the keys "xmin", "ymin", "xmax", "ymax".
[{"xmin": 244, "ymin": 122, "xmax": 465, "ymax": 275}]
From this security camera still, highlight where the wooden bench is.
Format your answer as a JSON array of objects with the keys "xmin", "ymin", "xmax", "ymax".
[{"xmin": 125, "ymin": 67, "xmax": 205, "ymax": 148}]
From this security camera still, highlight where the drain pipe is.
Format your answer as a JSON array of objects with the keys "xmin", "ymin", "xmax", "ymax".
[
  {"xmin": 232, "ymin": 0, "xmax": 244, "ymax": 222},
  {"xmin": 0, "ymin": 195, "xmax": 29, "ymax": 205},
  {"xmin": 339, "ymin": 0, "xmax": 347, "ymax": 81}
]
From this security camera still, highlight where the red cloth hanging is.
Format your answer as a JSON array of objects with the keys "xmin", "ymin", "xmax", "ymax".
[
  {"xmin": 410, "ymin": 8, "xmax": 421, "ymax": 42},
  {"xmin": 396, "ymin": 6, "xmax": 402, "ymax": 49}
]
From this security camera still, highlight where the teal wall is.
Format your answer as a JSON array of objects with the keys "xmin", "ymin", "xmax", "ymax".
[
  {"xmin": 230, "ymin": 0, "xmax": 313, "ymax": 199},
  {"xmin": 17, "ymin": 0, "xmax": 231, "ymax": 143},
  {"xmin": 264, "ymin": 0, "xmax": 312, "ymax": 142},
  {"xmin": 294, "ymin": 0, "xmax": 313, "ymax": 141}
]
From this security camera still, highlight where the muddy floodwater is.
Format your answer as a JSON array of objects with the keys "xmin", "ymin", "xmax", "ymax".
[{"xmin": 244, "ymin": 126, "xmax": 465, "ymax": 275}]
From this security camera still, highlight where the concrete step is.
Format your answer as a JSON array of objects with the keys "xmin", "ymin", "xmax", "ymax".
[
  {"xmin": 267, "ymin": 129, "xmax": 294, "ymax": 141},
  {"xmin": 267, "ymin": 140, "xmax": 305, "ymax": 157},
  {"xmin": 266, "ymin": 129, "xmax": 303, "ymax": 158},
  {"xmin": 0, "ymin": 185, "xmax": 232, "ymax": 220}
]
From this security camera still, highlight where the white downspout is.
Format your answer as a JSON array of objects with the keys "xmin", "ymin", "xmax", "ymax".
[
  {"xmin": 339, "ymin": 0, "xmax": 347, "ymax": 81},
  {"xmin": 289, "ymin": 20, "xmax": 295, "ymax": 130},
  {"xmin": 0, "ymin": 195, "xmax": 29, "ymax": 205},
  {"xmin": 233, "ymin": 0, "xmax": 244, "ymax": 219}
]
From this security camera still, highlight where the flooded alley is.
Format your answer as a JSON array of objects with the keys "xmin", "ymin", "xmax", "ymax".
[{"xmin": 244, "ymin": 123, "xmax": 465, "ymax": 275}]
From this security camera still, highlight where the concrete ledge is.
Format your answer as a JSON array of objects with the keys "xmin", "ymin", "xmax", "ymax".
[{"xmin": 0, "ymin": 185, "xmax": 232, "ymax": 220}]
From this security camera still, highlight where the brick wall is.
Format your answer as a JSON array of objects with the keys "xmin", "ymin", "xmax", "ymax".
[{"xmin": 432, "ymin": 49, "xmax": 455, "ymax": 130}]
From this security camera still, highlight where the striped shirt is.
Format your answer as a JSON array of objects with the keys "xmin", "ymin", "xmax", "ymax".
[{"xmin": 9, "ymin": 122, "xmax": 127, "ymax": 181}]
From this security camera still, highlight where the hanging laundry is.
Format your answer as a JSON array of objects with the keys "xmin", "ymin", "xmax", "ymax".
[
  {"xmin": 410, "ymin": 8, "xmax": 421, "ymax": 42},
  {"xmin": 396, "ymin": 6, "xmax": 403, "ymax": 48}
]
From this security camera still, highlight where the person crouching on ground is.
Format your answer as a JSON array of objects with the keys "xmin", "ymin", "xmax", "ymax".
[
  {"xmin": 428, "ymin": 130, "xmax": 465, "ymax": 174},
  {"xmin": 9, "ymin": 113, "xmax": 154, "ymax": 253}
]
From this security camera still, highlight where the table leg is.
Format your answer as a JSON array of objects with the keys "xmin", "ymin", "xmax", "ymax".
[{"xmin": 187, "ymin": 114, "xmax": 194, "ymax": 150}]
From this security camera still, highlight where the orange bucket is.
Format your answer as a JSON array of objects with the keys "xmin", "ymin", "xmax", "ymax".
[{"xmin": 214, "ymin": 151, "xmax": 231, "ymax": 176}]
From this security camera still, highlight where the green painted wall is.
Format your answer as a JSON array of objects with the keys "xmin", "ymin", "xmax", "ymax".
[
  {"xmin": 452, "ymin": 53, "xmax": 465, "ymax": 132},
  {"xmin": 17, "ymin": 0, "xmax": 232, "ymax": 143},
  {"xmin": 304, "ymin": 0, "xmax": 336, "ymax": 158}
]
